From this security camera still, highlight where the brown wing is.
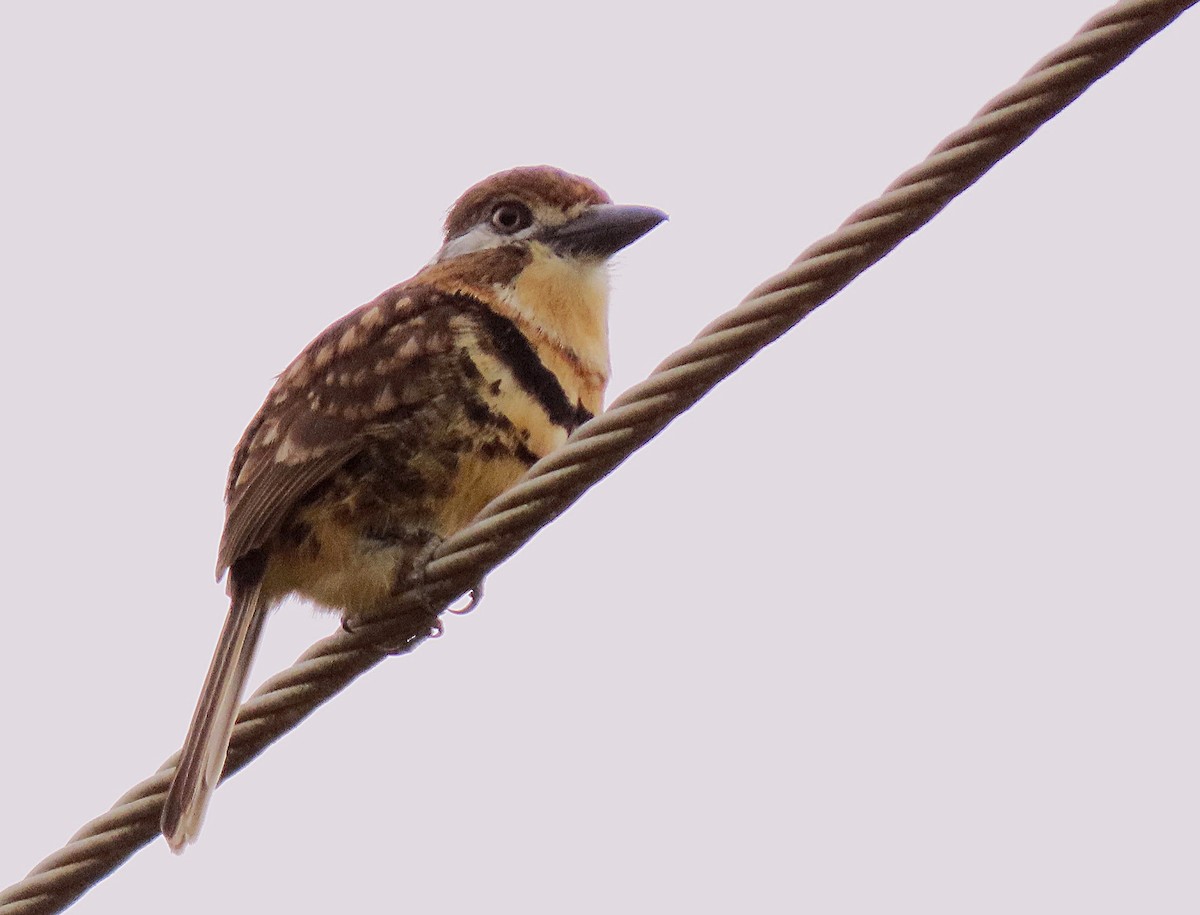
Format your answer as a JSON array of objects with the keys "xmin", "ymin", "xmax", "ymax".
[{"xmin": 215, "ymin": 282, "xmax": 460, "ymax": 577}]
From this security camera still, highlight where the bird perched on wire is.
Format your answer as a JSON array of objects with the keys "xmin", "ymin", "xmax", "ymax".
[{"xmin": 160, "ymin": 166, "xmax": 666, "ymax": 851}]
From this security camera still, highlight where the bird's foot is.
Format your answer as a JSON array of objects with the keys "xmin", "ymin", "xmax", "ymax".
[{"xmin": 448, "ymin": 579, "xmax": 485, "ymax": 615}]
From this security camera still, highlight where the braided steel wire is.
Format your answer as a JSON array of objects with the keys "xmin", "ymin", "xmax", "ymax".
[{"xmin": 1, "ymin": 1, "xmax": 1193, "ymax": 911}]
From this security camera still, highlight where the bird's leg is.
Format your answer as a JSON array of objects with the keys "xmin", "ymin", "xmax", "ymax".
[
  {"xmin": 341, "ymin": 530, "xmax": 446, "ymax": 652},
  {"xmin": 386, "ymin": 532, "xmax": 488, "ymax": 620}
]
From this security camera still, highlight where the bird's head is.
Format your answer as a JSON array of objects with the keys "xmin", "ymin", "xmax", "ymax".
[
  {"xmin": 424, "ymin": 166, "xmax": 665, "ymax": 385},
  {"xmin": 435, "ymin": 165, "xmax": 666, "ymax": 264}
]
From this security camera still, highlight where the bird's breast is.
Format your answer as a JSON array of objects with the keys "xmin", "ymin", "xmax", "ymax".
[{"xmin": 259, "ymin": 302, "xmax": 590, "ymax": 615}]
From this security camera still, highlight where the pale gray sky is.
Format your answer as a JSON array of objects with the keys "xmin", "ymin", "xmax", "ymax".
[{"xmin": 2, "ymin": 2, "xmax": 1197, "ymax": 913}]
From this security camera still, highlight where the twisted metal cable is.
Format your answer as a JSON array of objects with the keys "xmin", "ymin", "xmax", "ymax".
[{"xmin": 2, "ymin": 1, "xmax": 1193, "ymax": 911}]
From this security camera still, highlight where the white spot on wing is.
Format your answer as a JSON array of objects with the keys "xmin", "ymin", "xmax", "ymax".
[
  {"xmin": 274, "ymin": 437, "xmax": 298, "ymax": 463},
  {"xmin": 372, "ymin": 384, "xmax": 399, "ymax": 413},
  {"xmin": 338, "ymin": 325, "xmax": 359, "ymax": 354},
  {"xmin": 359, "ymin": 305, "xmax": 384, "ymax": 330}
]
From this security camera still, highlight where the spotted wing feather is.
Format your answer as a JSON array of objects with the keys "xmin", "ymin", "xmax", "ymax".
[{"xmin": 215, "ymin": 285, "xmax": 458, "ymax": 578}]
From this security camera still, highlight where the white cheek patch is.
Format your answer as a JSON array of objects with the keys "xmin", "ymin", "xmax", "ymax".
[
  {"xmin": 434, "ymin": 218, "xmax": 545, "ymax": 264},
  {"xmin": 434, "ymin": 224, "xmax": 498, "ymax": 263}
]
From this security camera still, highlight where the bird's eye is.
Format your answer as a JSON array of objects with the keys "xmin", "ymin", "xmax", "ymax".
[{"xmin": 490, "ymin": 201, "xmax": 533, "ymax": 234}]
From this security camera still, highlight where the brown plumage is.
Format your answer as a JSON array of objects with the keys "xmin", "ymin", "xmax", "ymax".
[{"xmin": 160, "ymin": 166, "xmax": 665, "ymax": 851}]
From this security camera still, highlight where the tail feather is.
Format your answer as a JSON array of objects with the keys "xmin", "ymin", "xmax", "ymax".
[{"xmin": 161, "ymin": 577, "xmax": 268, "ymax": 852}]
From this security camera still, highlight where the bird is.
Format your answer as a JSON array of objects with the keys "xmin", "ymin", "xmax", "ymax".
[{"xmin": 160, "ymin": 165, "xmax": 666, "ymax": 851}]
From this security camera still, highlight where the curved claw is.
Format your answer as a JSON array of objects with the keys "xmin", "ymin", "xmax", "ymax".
[{"xmin": 449, "ymin": 581, "xmax": 485, "ymax": 615}]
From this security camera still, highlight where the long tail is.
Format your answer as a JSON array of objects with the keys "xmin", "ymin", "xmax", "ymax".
[{"xmin": 161, "ymin": 576, "xmax": 268, "ymax": 852}]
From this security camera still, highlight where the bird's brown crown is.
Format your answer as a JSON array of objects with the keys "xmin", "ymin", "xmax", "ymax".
[{"xmin": 444, "ymin": 166, "xmax": 612, "ymax": 240}]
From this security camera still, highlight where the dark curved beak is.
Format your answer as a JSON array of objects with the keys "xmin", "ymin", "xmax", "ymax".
[{"xmin": 547, "ymin": 204, "xmax": 668, "ymax": 259}]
